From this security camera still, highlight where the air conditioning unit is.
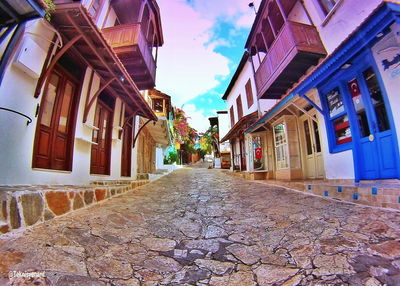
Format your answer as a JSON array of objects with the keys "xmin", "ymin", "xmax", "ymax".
[{"xmin": 14, "ymin": 37, "xmax": 47, "ymax": 79}]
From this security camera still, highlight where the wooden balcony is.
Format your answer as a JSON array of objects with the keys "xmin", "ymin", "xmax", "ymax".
[
  {"xmin": 102, "ymin": 23, "xmax": 156, "ymax": 90},
  {"xmin": 255, "ymin": 21, "xmax": 326, "ymax": 99}
]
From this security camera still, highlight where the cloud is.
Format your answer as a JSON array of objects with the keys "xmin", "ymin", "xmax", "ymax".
[
  {"xmin": 182, "ymin": 104, "xmax": 214, "ymax": 132},
  {"xmin": 156, "ymin": 0, "xmax": 231, "ymax": 107}
]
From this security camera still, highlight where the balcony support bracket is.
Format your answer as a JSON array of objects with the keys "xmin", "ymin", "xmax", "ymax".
[
  {"xmin": 83, "ymin": 78, "xmax": 115, "ymax": 123},
  {"xmin": 132, "ymin": 118, "xmax": 152, "ymax": 149},
  {"xmin": 299, "ymin": 93, "xmax": 323, "ymax": 114},
  {"xmin": 34, "ymin": 34, "xmax": 82, "ymax": 98}
]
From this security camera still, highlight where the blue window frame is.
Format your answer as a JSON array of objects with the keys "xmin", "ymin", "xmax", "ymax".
[{"xmin": 319, "ymin": 78, "xmax": 353, "ymax": 153}]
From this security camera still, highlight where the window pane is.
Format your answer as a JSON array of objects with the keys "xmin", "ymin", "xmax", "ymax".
[
  {"xmin": 333, "ymin": 115, "xmax": 352, "ymax": 145},
  {"xmin": 303, "ymin": 120, "xmax": 313, "ymax": 155},
  {"xmin": 319, "ymin": 0, "xmax": 337, "ymax": 15},
  {"xmin": 312, "ymin": 119, "xmax": 321, "ymax": 153},
  {"xmin": 274, "ymin": 123, "xmax": 288, "ymax": 169},
  {"xmin": 363, "ymin": 67, "xmax": 390, "ymax": 132},
  {"xmin": 58, "ymin": 82, "xmax": 74, "ymax": 133},
  {"xmin": 41, "ymin": 73, "xmax": 60, "ymax": 127},
  {"xmin": 348, "ymin": 78, "xmax": 369, "ymax": 138},
  {"xmin": 326, "ymin": 87, "xmax": 345, "ymax": 118}
]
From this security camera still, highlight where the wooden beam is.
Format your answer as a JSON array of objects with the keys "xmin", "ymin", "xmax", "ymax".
[
  {"xmin": 132, "ymin": 119, "xmax": 152, "ymax": 148},
  {"xmin": 83, "ymin": 78, "xmax": 115, "ymax": 123},
  {"xmin": 34, "ymin": 34, "xmax": 82, "ymax": 97},
  {"xmin": 66, "ymin": 11, "xmax": 151, "ymax": 120}
]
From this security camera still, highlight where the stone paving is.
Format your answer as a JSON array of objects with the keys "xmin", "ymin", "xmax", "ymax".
[{"xmin": 0, "ymin": 165, "xmax": 400, "ymax": 285}]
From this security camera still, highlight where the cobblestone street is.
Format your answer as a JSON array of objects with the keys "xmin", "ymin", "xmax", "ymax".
[{"xmin": 1, "ymin": 166, "xmax": 400, "ymax": 286}]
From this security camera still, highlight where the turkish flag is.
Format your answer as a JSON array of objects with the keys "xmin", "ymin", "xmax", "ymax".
[{"xmin": 255, "ymin": 148, "xmax": 262, "ymax": 160}]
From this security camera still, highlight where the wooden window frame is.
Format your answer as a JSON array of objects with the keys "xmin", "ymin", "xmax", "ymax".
[
  {"xmin": 229, "ymin": 106, "xmax": 235, "ymax": 127},
  {"xmin": 245, "ymin": 79, "xmax": 254, "ymax": 108},
  {"xmin": 236, "ymin": 95, "xmax": 243, "ymax": 120},
  {"xmin": 88, "ymin": 0, "xmax": 106, "ymax": 22}
]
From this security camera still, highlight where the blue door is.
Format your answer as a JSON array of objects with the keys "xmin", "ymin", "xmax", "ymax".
[{"xmin": 345, "ymin": 66, "xmax": 398, "ymax": 180}]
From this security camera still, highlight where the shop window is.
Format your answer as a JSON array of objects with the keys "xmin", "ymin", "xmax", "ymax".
[
  {"xmin": 274, "ymin": 123, "xmax": 289, "ymax": 169},
  {"xmin": 317, "ymin": 0, "xmax": 338, "ymax": 16},
  {"xmin": 252, "ymin": 136, "xmax": 265, "ymax": 170},
  {"xmin": 325, "ymin": 87, "xmax": 352, "ymax": 149}
]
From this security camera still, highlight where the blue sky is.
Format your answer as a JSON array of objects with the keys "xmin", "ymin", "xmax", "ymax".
[{"xmin": 156, "ymin": 0, "xmax": 260, "ymax": 132}]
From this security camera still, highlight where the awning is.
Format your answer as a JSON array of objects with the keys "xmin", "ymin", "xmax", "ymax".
[
  {"xmin": 145, "ymin": 116, "xmax": 171, "ymax": 147},
  {"xmin": 38, "ymin": 2, "xmax": 157, "ymax": 121},
  {"xmin": 221, "ymin": 111, "xmax": 258, "ymax": 143},
  {"xmin": 245, "ymin": 1, "xmax": 400, "ymax": 134},
  {"xmin": 0, "ymin": 0, "xmax": 46, "ymax": 27}
]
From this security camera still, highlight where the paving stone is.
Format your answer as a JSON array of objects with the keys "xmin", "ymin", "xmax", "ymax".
[
  {"xmin": 143, "ymin": 255, "xmax": 182, "ymax": 273},
  {"xmin": 142, "ymin": 237, "xmax": 177, "ymax": 251},
  {"xmin": 45, "ymin": 192, "xmax": 71, "ymax": 216},
  {"xmin": 0, "ymin": 166, "xmax": 399, "ymax": 285},
  {"xmin": 205, "ymin": 225, "xmax": 227, "ymax": 238},
  {"xmin": 226, "ymin": 243, "xmax": 261, "ymax": 265},
  {"xmin": 368, "ymin": 240, "xmax": 400, "ymax": 259},
  {"xmin": 20, "ymin": 193, "xmax": 43, "ymax": 226},
  {"xmin": 9, "ymin": 196, "xmax": 21, "ymax": 229},
  {"xmin": 209, "ymin": 271, "xmax": 256, "ymax": 286},
  {"xmin": 254, "ymin": 264, "xmax": 299, "ymax": 286},
  {"xmin": 194, "ymin": 259, "xmax": 234, "ymax": 275},
  {"xmin": 313, "ymin": 253, "xmax": 355, "ymax": 276}
]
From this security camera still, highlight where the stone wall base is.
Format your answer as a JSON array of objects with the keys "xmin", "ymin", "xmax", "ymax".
[
  {"xmin": 222, "ymin": 171, "xmax": 400, "ymax": 211},
  {"xmin": 0, "ymin": 180, "xmax": 149, "ymax": 234}
]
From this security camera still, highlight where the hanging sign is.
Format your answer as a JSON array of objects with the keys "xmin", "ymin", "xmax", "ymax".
[{"xmin": 255, "ymin": 148, "xmax": 262, "ymax": 160}]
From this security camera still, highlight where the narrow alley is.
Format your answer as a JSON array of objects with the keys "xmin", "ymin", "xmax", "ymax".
[{"xmin": 1, "ymin": 165, "xmax": 400, "ymax": 286}]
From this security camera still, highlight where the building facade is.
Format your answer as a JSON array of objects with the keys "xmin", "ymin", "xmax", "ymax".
[
  {"xmin": 245, "ymin": 0, "xmax": 400, "ymax": 183},
  {"xmin": 0, "ymin": 0, "xmax": 164, "ymax": 185},
  {"xmin": 221, "ymin": 52, "xmax": 277, "ymax": 174}
]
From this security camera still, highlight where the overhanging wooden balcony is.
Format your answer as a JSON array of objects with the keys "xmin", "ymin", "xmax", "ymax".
[
  {"xmin": 102, "ymin": 23, "xmax": 156, "ymax": 90},
  {"xmin": 255, "ymin": 21, "xmax": 326, "ymax": 99}
]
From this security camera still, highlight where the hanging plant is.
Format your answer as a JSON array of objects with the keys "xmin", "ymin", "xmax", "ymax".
[{"xmin": 42, "ymin": 0, "xmax": 56, "ymax": 22}]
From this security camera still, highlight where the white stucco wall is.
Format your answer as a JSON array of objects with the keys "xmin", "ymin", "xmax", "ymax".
[
  {"xmin": 304, "ymin": 0, "xmax": 381, "ymax": 54},
  {"xmin": 0, "ymin": 10, "xmax": 144, "ymax": 184},
  {"xmin": 226, "ymin": 59, "xmax": 258, "ymax": 127},
  {"xmin": 371, "ymin": 22, "xmax": 400, "ymax": 158}
]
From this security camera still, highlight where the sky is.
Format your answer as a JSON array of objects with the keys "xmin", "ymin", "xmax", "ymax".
[{"xmin": 156, "ymin": 0, "xmax": 261, "ymax": 132}]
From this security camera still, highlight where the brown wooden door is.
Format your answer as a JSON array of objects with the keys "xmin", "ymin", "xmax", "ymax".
[
  {"xmin": 240, "ymin": 137, "xmax": 247, "ymax": 171},
  {"xmin": 90, "ymin": 101, "xmax": 112, "ymax": 175},
  {"xmin": 121, "ymin": 118, "xmax": 133, "ymax": 177},
  {"xmin": 33, "ymin": 70, "xmax": 78, "ymax": 170}
]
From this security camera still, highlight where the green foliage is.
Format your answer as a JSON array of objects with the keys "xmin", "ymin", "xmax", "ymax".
[
  {"xmin": 172, "ymin": 108, "xmax": 198, "ymax": 154},
  {"xmin": 199, "ymin": 126, "xmax": 218, "ymax": 154},
  {"xmin": 43, "ymin": 0, "xmax": 56, "ymax": 22},
  {"xmin": 164, "ymin": 148, "xmax": 178, "ymax": 164}
]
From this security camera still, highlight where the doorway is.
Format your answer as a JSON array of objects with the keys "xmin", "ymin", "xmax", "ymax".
[
  {"xmin": 90, "ymin": 98, "xmax": 113, "ymax": 175},
  {"xmin": 300, "ymin": 111, "xmax": 324, "ymax": 179},
  {"xmin": 32, "ymin": 68, "xmax": 79, "ymax": 171},
  {"xmin": 121, "ymin": 117, "xmax": 133, "ymax": 177},
  {"xmin": 345, "ymin": 65, "xmax": 398, "ymax": 179}
]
